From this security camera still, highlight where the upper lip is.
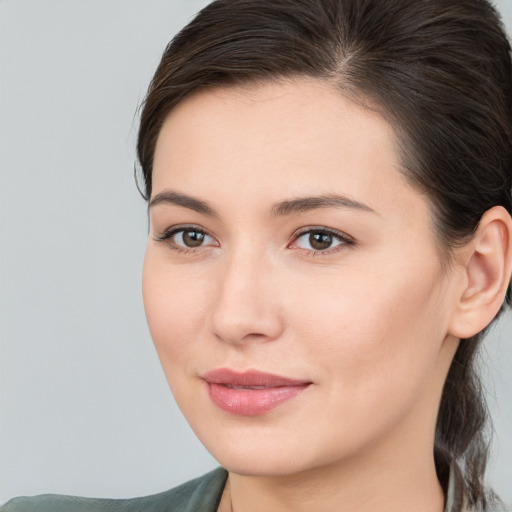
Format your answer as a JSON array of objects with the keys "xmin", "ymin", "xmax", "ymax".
[{"xmin": 202, "ymin": 368, "xmax": 311, "ymax": 388}]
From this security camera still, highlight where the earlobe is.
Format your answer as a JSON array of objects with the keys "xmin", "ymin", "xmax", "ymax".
[{"xmin": 449, "ymin": 206, "xmax": 512, "ymax": 340}]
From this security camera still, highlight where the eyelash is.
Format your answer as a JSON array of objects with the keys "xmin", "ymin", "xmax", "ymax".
[
  {"xmin": 155, "ymin": 225, "xmax": 216, "ymax": 255},
  {"xmin": 154, "ymin": 225, "xmax": 355, "ymax": 256},
  {"xmin": 290, "ymin": 227, "xmax": 355, "ymax": 256}
]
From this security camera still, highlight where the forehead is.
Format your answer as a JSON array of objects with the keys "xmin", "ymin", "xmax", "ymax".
[{"xmin": 153, "ymin": 80, "xmax": 399, "ymax": 189}]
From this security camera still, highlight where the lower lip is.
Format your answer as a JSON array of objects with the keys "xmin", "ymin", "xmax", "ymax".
[{"xmin": 206, "ymin": 382, "xmax": 311, "ymax": 416}]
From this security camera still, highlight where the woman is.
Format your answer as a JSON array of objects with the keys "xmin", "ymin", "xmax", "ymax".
[{"xmin": 3, "ymin": 0, "xmax": 512, "ymax": 511}]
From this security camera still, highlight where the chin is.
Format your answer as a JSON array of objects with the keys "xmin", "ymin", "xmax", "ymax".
[
  {"xmin": 198, "ymin": 429, "xmax": 338, "ymax": 477},
  {"xmin": 215, "ymin": 453, "xmax": 308, "ymax": 477}
]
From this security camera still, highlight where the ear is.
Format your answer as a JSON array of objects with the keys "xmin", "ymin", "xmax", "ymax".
[{"xmin": 448, "ymin": 206, "xmax": 512, "ymax": 340}]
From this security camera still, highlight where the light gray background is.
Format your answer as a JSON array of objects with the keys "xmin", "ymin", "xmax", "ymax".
[{"xmin": 1, "ymin": 0, "xmax": 511, "ymax": 505}]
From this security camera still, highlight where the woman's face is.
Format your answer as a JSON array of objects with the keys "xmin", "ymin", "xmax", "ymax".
[{"xmin": 143, "ymin": 80, "xmax": 460, "ymax": 476}]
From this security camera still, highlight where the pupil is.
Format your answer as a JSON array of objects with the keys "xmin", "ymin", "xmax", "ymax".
[
  {"xmin": 183, "ymin": 231, "xmax": 205, "ymax": 247},
  {"xmin": 310, "ymin": 232, "xmax": 332, "ymax": 250}
]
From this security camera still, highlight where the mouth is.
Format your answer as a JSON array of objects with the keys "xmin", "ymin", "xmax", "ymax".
[{"xmin": 202, "ymin": 368, "xmax": 312, "ymax": 416}]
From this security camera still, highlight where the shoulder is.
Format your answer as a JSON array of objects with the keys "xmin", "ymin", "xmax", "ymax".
[{"xmin": 1, "ymin": 468, "xmax": 228, "ymax": 512}]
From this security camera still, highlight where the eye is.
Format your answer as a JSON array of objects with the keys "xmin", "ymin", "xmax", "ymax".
[
  {"xmin": 290, "ymin": 228, "xmax": 353, "ymax": 253},
  {"xmin": 155, "ymin": 226, "xmax": 218, "ymax": 251}
]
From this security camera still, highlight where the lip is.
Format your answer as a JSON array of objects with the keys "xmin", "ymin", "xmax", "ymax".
[{"xmin": 202, "ymin": 368, "xmax": 312, "ymax": 416}]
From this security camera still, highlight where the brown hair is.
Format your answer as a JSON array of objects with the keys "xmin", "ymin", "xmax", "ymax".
[{"xmin": 137, "ymin": 0, "xmax": 512, "ymax": 507}]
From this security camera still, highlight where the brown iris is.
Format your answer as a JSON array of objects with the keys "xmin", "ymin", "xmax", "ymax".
[
  {"xmin": 182, "ymin": 230, "xmax": 206, "ymax": 247},
  {"xmin": 309, "ymin": 232, "xmax": 333, "ymax": 250}
]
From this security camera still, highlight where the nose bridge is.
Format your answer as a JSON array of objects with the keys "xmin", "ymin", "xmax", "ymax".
[{"xmin": 209, "ymin": 243, "xmax": 283, "ymax": 345}]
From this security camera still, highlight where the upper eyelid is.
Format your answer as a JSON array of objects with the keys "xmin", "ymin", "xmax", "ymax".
[
  {"xmin": 155, "ymin": 224, "xmax": 212, "ymax": 240},
  {"xmin": 291, "ymin": 226, "xmax": 354, "ymax": 242}
]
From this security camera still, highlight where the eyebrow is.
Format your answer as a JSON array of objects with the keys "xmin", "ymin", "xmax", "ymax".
[
  {"xmin": 149, "ymin": 190, "xmax": 218, "ymax": 216},
  {"xmin": 270, "ymin": 195, "xmax": 377, "ymax": 217},
  {"xmin": 149, "ymin": 190, "xmax": 377, "ymax": 217}
]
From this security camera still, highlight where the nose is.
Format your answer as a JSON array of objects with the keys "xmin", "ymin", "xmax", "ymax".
[{"xmin": 208, "ymin": 250, "xmax": 284, "ymax": 346}]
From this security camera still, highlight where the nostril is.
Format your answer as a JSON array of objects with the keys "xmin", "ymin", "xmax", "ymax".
[
  {"xmin": 209, "ymin": 303, "xmax": 284, "ymax": 346},
  {"xmin": 211, "ymin": 321, "xmax": 280, "ymax": 346}
]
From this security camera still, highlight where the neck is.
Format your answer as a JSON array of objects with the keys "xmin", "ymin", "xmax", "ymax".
[{"xmin": 223, "ymin": 444, "xmax": 445, "ymax": 512}]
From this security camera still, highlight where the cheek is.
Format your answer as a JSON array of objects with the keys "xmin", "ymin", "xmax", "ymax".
[
  {"xmin": 277, "ymin": 265, "xmax": 448, "ymax": 457},
  {"xmin": 142, "ymin": 249, "xmax": 208, "ymax": 369},
  {"xmin": 286, "ymin": 260, "xmax": 446, "ymax": 396}
]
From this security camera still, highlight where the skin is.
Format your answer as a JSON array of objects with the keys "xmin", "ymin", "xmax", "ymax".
[{"xmin": 142, "ymin": 79, "xmax": 507, "ymax": 512}]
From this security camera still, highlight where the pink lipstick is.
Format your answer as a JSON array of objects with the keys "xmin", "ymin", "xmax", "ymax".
[{"xmin": 203, "ymin": 369, "xmax": 311, "ymax": 416}]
